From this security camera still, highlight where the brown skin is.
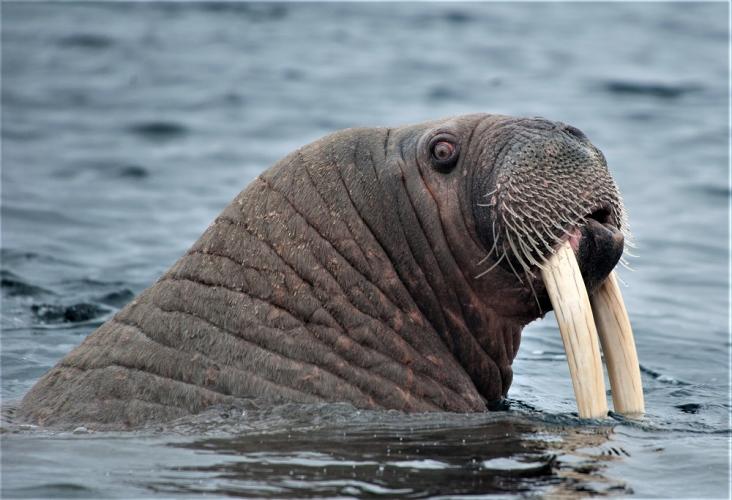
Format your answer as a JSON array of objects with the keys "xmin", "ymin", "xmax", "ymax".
[{"xmin": 17, "ymin": 114, "xmax": 625, "ymax": 429}]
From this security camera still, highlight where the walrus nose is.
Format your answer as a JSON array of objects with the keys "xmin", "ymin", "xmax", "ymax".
[
  {"xmin": 561, "ymin": 124, "xmax": 587, "ymax": 141},
  {"xmin": 562, "ymin": 124, "xmax": 587, "ymax": 141}
]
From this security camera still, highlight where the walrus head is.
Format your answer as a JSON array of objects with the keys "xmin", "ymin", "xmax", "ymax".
[
  {"xmin": 389, "ymin": 114, "xmax": 640, "ymax": 415},
  {"xmin": 394, "ymin": 114, "xmax": 626, "ymax": 321}
]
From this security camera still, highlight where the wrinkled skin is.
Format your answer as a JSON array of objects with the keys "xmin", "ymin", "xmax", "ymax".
[{"xmin": 18, "ymin": 114, "xmax": 625, "ymax": 429}]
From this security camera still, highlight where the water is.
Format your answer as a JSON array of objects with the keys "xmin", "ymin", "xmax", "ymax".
[{"xmin": 1, "ymin": 2, "xmax": 729, "ymax": 498}]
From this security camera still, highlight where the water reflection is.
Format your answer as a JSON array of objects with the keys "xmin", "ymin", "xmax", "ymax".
[{"xmin": 148, "ymin": 408, "xmax": 627, "ymax": 497}]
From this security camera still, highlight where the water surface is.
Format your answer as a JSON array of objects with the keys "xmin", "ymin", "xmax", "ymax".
[{"xmin": 1, "ymin": 2, "xmax": 729, "ymax": 498}]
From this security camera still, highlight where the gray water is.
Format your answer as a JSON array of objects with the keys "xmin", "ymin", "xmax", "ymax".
[{"xmin": 1, "ymin": 2, "xmax": 729, "ymax": 498}]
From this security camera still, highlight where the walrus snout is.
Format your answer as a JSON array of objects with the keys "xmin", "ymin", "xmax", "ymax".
[
  {"xmin": 470, "ymin": 117, "xmax": 628, "ymax": 317},
  {"xmin": 575, "ymin": 216, "xmax": 625, "ymax": 294}
]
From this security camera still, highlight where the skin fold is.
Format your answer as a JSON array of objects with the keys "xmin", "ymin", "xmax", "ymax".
[{"xmin": 17, "ymin": 114, "xmax": 625, "ymax": 429}]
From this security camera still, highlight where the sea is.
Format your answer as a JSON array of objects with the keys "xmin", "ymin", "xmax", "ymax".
[{"xmin": 1, "ymin": 2, "xmax": 729, "ymax": 498}]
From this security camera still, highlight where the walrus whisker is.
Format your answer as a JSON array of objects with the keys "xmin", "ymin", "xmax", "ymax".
[
  {"xmin": 502, "ymin": 201, "xmax": 523, "ymax": 221},
  {"xmin": 523, "ymin": 207, "xmax": 563, "ymax": 248},
  {"xmin": 520, "ymin": 241, "xmax": 545, "ymax": 269},
  {"xmin": 528, "ymin": 220, "xmax": 559, "ymax": 255},
  {"xmin": 615, "ymin": 273, "xmax": 630, "ymax": 287},
  {"xmin": 525, "ymin": 269, "xmax": 543, "ymax": 315},
  {"xmin": 476, "ymin": 218, "xmax": 502, "ymax": 266},
  {"xmin": 491, "ymin": 219, "xmax": 504, "ymax": 259},
  {"xmin": 513, "ymin": 227, "xmax": 546, "ymax": 269},
  {"xmin": 474, "ymin": 252, "xmax": 506, "ymax": 279},
  {"xmin": 503, "ymin": 246, "xmax": 526, "ymax": 285},
  {"xmin": 619, "ymin": 258, "xmax": 635, "ymax": 272},
  {"xmin": 500, "ymin": 213, "xmax": 533, "ymax": 270},
  {"xmin": 516, "ymin": 213, "xmax": 541, "ymax": 250},
  {"xmin": 496, "ymin": 222, "xmax": 529, "ymax": 282},
  {"xmin": 477, "ymin": 224, "xmax": 500, "ymax": 265},
  {"xmin": 508, "ymin": 214, "xmax": 544, "ymax": 255},
  {"xmin": 504, "ymin": 228, "xmax": 533, "ymax": 275},
  {"xmin": 546, "ymin": 216, "xmax": 574, "ymax": 238}
]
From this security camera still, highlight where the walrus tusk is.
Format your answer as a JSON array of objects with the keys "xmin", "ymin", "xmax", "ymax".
[
  {"xmin": 541, "ymin": 241, "xmax": 608, "ymax": 419},
  {"xmin": 590, "ymin": 272, "xmax": 645, "ymax": 415}
]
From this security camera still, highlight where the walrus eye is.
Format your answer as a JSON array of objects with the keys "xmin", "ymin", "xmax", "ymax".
[{"xmin": 429, "ymin": 136, "xmax": 460, "ymax": 172}]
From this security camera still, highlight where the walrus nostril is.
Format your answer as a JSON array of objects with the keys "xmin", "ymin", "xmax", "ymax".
[
  {"xmin": 587, "ymin": 208, "xmax": 611, "ymax": 225},
  {"xmin": 564, "ymin": 125, "xmax": 587, "ymax": 140}
]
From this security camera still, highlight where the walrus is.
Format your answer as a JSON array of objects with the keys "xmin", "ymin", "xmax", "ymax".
[{"xmin": 18, "ymin": 113, "xmax": 643, "ymax": 429}]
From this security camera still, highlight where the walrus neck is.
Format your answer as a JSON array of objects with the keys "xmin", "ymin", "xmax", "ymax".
[{"xmin": 430, "ymin": 287, "xmax": 524, "ymax": 403}]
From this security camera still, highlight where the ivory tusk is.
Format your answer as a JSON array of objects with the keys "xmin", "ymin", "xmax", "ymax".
[
  {"xmin": 541, "ymin": 241, "xmax": 608, "ymax": 419},
  {"xmin": 590, "ymin": 272, "xmax": 645, "ymax": 415}
]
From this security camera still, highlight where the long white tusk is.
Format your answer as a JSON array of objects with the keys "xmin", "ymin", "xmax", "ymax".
[
  {"xmin": 541, "ymin": 241, "xmax": 608, "ymax": 419},
  {"xmin": 590, "ymin": 272, "xmax": 645, "ymax": 415}
]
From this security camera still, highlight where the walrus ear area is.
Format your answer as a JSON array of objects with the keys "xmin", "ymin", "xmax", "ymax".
[{"xmin": 428, "ymin": 133, "xmax": 460, "ymax": 173}]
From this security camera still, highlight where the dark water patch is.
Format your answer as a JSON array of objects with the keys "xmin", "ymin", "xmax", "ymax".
[
  {"xmin": 220, "ymin": 92, "xmax": 245, "ymax": 105},
  {"xmin": 625, "ymin": 110, "xmax": 661, "ymax": 122},
  {"xmin": 128, "ymin": 121, "xmax": 188, "ymax": 141},
  {"xmin": 1, "ymin": 205, "xmax": 79, "ymax": 226},
  {"xmin": 0, "ymin": 249, "xmax": 75, "ymax": 267},
  {"xmin": 281, "ymin": 67, "xmax": 305, "ymax": 81},
  {"xmin": 675, "ymin": 403, "xmax": 702, "ymax": 414},
  {"xmin": 689, "ymin": 182, "xmax": 731, "ymax": 200},
  {"xmin": 62, "ymin": 278, "xmax": 136, "ymax": 304},
  {"xmin": 58, "ymin": 33, "xmax": 114, "ymax": 50},
  {"xmin": 413, "ymin": 9, "xmax": 491, "ymax": 29},
  {"xmin": 7, "ymin": 483, "xmax": 102, "ymax": 499},
  {"xmin": 198, "ymin": 2, "xmax": 288, "ymax": 20},
  {"xmin": 53, "ymin": 159, "xmax": 151, "ymax": 180},
  {"xmin": 1, "ymin": 124, "xmax": 43, "ymax": 141},
  {"xmin": 444, "ymin": 10, "xmax": 473, "ymax": 24},
  {"xmin": 117, "ymin": 164, "xmax": 149, "ymax": 179},
  {"xmin": 0, "ymin": 270, "xmax": 54, "ymax": 298},
  {"xmin": 51, "ymin": 88, "xmax": 93, "ymax": 108},
  {"xmin": 601, "ymin": 79, "xmax": 700, "ymax": 99},
  {"xmin": 31, "ymin": 302, "xmax": 110, "ymax": 324},
  {"xmin": 96, "ymin": 288, "xmax": 134, "ymax": 308},
  {"xmin": 427, "ymin": 85, "xmax": 464, "ymax": 101},
  {"xmin": 639, "ymin": 365, "xmax": 689, "ymax": 386},
  {"xmin": 65, "ymin": 277, "xmax": 127, "ymax": 288}
]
